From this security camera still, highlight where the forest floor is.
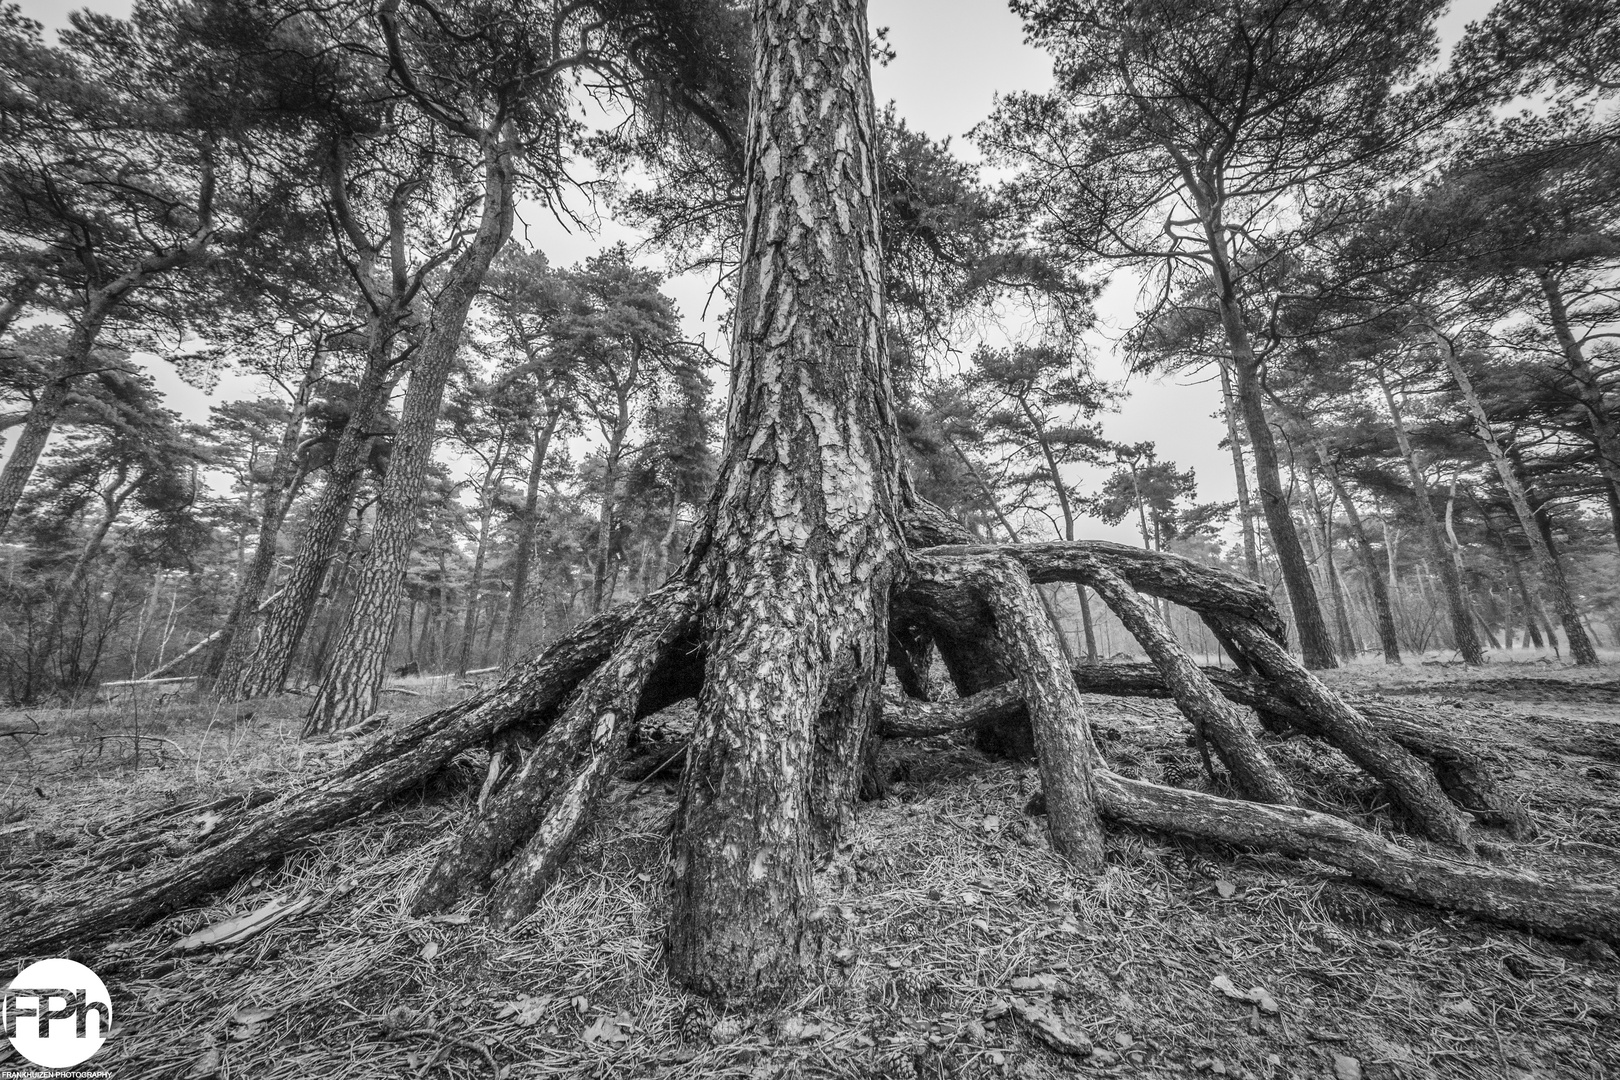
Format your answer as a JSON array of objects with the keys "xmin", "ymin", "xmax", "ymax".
[{"xmin": 1, "ymin": 655, "xmax": 1617, "ymax": 1080}]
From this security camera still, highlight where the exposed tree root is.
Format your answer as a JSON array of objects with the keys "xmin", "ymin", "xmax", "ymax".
[
  {"xmin": 1062, "ymin": 663, "xmax": 1531, "ymax": 837},
  {"xmin": 0, "ymin": 589, "xmax": 683, "ymax": 960},
  {"xmin": 1091, "ymin": 770, "xmax": 1620, "ymax": 945},
  {"xmin": 1084, "ymin": 566, "xmax": 1296, "ymax": 805},
  {"xmin": 914, "ymin": 553, "xmax": 1104, "ymax": 869},
  {"xmin": 410, "ymin": 595, "xmax": 698, "ymax": 922},
  {"xmin": 1207, "ymin": 615, "xmax": 1472, "ymax": 846}
]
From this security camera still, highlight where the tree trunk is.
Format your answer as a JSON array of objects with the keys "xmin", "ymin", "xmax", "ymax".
[
  {"xmin": 665, "ymin": 0, "xmax": 905, "ymax": 1000},
  {"xmin": 207, "ymin": 356, "xmax": 323, "ymax": 685},
  {"xmin": 219, "ymin": 350, "xmax": 393, "ymax": 702},
  {"xmin": 1217, "ymin": 358, "xmax": 1261, "ymax": 581},
  {"xmin": 593, "ymin": 363, "xmax": 636, "ymax": 614},
  {"xmin": 1375, "ymin": 366, "xmax": 1484, "ymax": 665},
  {"xmin": 458, "ymin": 444, "xmax": 504, "ymax": 676},
  {"xmin": 1319, "ymin": 452, "xmax": 1400, "ymax": 663},
  {"xmin": 501, "ymin": 408, "xmax": 561, "ymax": 665},
  {"xmin": 1539, "ymin": 270, "xmax": 1620, "ymax": 554},
  {"xmin": 1195, "ymin": 215, "xmax": 1333, "ymax": 668},
  {"xmin": 43, "ymin": 474, "xmax": 136, "ymax": 652},
  {"xmin": 308, "ymin": 135, "xmax": 517, "ymax": 732},
  {"xmin": 1428, "ymin": 328, "xmax": 1597, "ymax": 665}
]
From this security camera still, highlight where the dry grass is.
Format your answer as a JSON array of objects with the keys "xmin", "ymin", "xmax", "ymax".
[{"xmin": 1, "ymin": 668, "xmax": 1617, "ymax": 1080}]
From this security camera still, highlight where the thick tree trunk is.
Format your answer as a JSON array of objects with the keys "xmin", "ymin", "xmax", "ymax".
[
  {"xmin": 665, "ymin": 0, "xmax": 904, "ymax": 1000},
  {"xmin": 1429, "ymin": 329, "xmax": 1597, "ymax": 665},
  {"xmin": 308, "ymin": 137, "xmax": 516, "ymax": 732},
  {"xmin": 1375, "ymin": 367, "xmax": 1484, "ymax": 665}
]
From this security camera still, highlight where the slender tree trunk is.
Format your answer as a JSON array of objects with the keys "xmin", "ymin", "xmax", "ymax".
[
  {"xmin": 1428, "ymin": 328, "xmax": 1597, "ymax": 665},
  {"xmin": 1318, "ymin": 451, "xmax": 1400, "ymax": 663},
  {"xmin": 502, "ymin": 408, "xmax": 560, "ymax": 665},
  {"xmin": 665, "ymin": 0, "xmax": 920, "ymax": 999},
  {"xmin": 1539, "ymin": 270, "xmax": 1620, "ymax": 554},
  {"xmin": 220, "ymin": 343, "xmax": 394, "ymax": 702},
  {"xmin": 458, "ymin": 442, "xmax": 505, "ymax": 676},
  {"xmin": 44, "ymin": 476, "xmax": 136, "ymax": 651},
  {"xmin": 1217, "ymin": 358, "xmax": 1261, "ymax": 581},
  {"xmin": 1375, "ymin": 366, "xmax": 1484, "ymax": 665},
  {"xmin": 208, "ymin": 355, "xmax": 323, "ymax": 685},
  {"xmin": 308, "ymin": 135, "xmax": 517, "ymax": 732},
  {"xmin": 592, "ymin": 378, "xmax": 633, "ymax": 614}
]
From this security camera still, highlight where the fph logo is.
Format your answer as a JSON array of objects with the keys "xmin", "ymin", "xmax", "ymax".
[{"xmin": 3, "ymin": 958, "xmax": 111, "ymax": 1069}]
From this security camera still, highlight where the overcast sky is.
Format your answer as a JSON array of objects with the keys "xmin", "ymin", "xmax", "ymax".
[{"xmin": 9, "ymin": 0, "xmax": 1495, "ymax": 547}]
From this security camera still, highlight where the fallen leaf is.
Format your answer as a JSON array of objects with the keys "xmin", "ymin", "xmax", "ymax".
[
  {"xmin": 229, "ymin": 1006, "xmax": 276, "ymax": 1027},
  {"xmin": 193, "ymin": 812, "xmax": 223, "ymax": 841},
  {"xmin": 174, "ymin": 896, "xmax": 315, "ymax": 952},
  {"xmin": 495, "ymin": 994, "xmax": 551, "ymax": 1026},
  {"xmin": 981, "ymin": 815, "xmax": 1001, "ymax": 831},
  {"xmin": 571, "ymin": 995, "xmax": 590, "ymax": 1015},
  {"xmin": 969, "ymin": 918, "xmax": 990, "ymax": 933},
  {"xmin": 428, "ymin": 912, "xmax": 469, "ymax": 925},
  {"xmin": 961, "ymin": 890, "xmax": 983, "ymax": 905},
  {"xmin": 1333, "ymin": 1055, "xmax": 1362, "ymax": 1080},
  {"xmin": 1440, "ymin": 998, "xmax": 1478, "ymax": 1017},
  {"xmin": 1210, "ymin": 974, "xmax": 1279, "ymax": 1014},
  {"xmin": 1007, "ymin": 997, "xmax": 1091, "ymax": 1057},
  {"xmin": 1114, "ymin": 1032, "xmax": 1134, "ymax": 1049},
  {"xmin": 582, "ymin": 1010, "xmax": 634, "ymax": 1045},
  {"xmin": 1214, "ymin": 879, "xmax": 1236, "ymax": 899},
  {"xmin": 1010, "ymin": 974, "xmax": 1059, "ymax": 993}
]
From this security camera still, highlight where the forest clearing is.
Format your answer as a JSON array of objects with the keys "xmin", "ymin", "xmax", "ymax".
[{"xmin": 4, "ymin": 0, "xmax": 1620, "ymax": 1075}]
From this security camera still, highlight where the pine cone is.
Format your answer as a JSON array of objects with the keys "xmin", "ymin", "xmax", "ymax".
[
  {"xmin": 709, "ymin": 1016, "xmax": 744, "ymax": 1045},
  {"xmin": 1160, "ymin": 759, "xmax": 1200, "ymax": 789},
  {"xmin": 674, "ymin": 1006, "xmax": 710, "ymax": 1044}
]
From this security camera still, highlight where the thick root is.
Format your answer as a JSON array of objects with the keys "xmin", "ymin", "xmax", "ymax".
[
  {"xmin": 912, "ymin": 554, "xmax": 1105, "ymax": 869},
  {"xmin": 1209, "ymin": 615, "xmax": 1473, "ymax": 847},
  {"xmin": 1064, "ymin": 662, "xmax": 1531, "ymax": 837},
  {"xmin": 0, "ymin": 589, "xmax": 683, "ymax": 960},
  {"xmin": 411, "ymin": 596, "xmax": 699, "ymax": 919},
  {"xmin": 1092, "ymin": 770, "xmax": 1620, "ymax": 946},
  {"xmin": 919, "ymin": 540, "xmax": 1286, "ymax": 642},
  {"xmin": 1085, "ymin": 566, "xmax": 1296, "ymax": 805}
]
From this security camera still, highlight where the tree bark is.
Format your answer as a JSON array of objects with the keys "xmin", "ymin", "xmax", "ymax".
[
  {"xmin": 1538, "ymin": 270, "xmax": 1620, "ymax": 554},
  {"xmin": 665, "ymin": 0, "xmax": 903, "ymax": 1000},
  {"xmin": 219, "ymin": 349, "xmax": 393, "ymax": 702},
  {"xmin": 1209, "ymin": 615, "xmax": 1472, "ymax": 846},
  {"xmin": 308, "ymin": 133, "xmax": 517, "ymax": 732},
  {"xmin": 1375, "ymin": 365, "xmax": 1484, "ymax": 665},
  {"xmin": 1427, "ymin": 327, "xmax": 1597, "ymax": 665}
]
